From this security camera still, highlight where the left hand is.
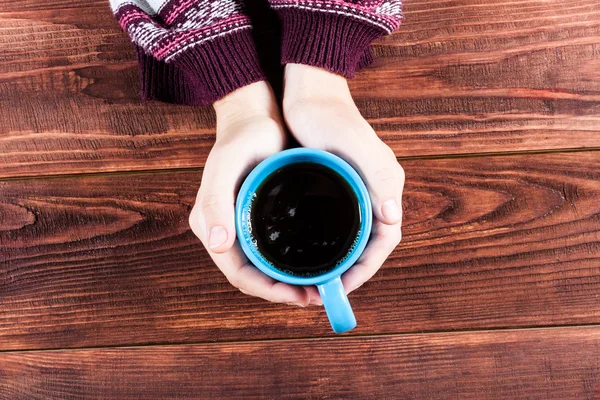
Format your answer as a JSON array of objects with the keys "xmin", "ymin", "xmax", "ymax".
[
  {"xmin": 189, "ymin": 81, "xmax": 313, "ymax": 307},
  {"xmin": 283, "ymin": 64, "xmax": 405, "ymax": 302}
]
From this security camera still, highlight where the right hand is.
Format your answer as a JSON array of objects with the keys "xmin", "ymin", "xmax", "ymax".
[
  {"xmin": 189, "ymin": 81, "xmax": 314, "ymax": 307},
  {"xmin": 282, "ymin": 64, "xmax": 404, "ymax": 298}
]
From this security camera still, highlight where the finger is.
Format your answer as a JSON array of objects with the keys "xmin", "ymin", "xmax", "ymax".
[
  {"xmin": 304, "ymin": 285, "xmax": 323, "ymax": 306},
  {"xmin": 199, "ymin": 190, "xmax": 236, "ymax": 253},
  {"xmin": 362, "ymin": 144, "xmax": 404, "ymax": 226},
  {"xmin": 341, "ymin": 139, "xmax": 405, "ymax": 226},
  {"xmin": 189, "ymin": 192, "xmax": 236, "ymax": 254},
  {"xmin": 190, "ymin": 152, "xmax": 248, "ymax": 254},
  {"xmin": 189, "ymin": 199, "xmax": 233, "ymax": 255},
  {"xmin": 342, "ymin": 220, "xmax": 402, "ymax": 294},
  {"xmin": 235, "ymin": 264, "xmax": 311, "ymax": 306},
  {"xmin": 210, "ymin": 243, "xmax": 311, "ymax": 306}
]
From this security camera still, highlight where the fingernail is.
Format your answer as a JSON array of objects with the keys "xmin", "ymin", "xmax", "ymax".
[
  {"xmin": 209, "ymin": 226, "xmax": 228, "ymax": 249},
  {"xmin": 309, "ymin": 299, "xmax": 323, "ymax": 306},
  {"xmin": 287, "ymin": 302, "xmax": 307, "ymax": 308},
  {"xmin": 381, "ymin": 199, "xmax": 401, "ymax": 221}
]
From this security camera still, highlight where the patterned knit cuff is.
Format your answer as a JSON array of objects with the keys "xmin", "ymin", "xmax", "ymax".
[
  {"xmin": 276, "ymin": 8, "xmax": 384, "ymax": 78},
  {"xmin": 136, "ymin": 28, "xmax": 266, "ymax": 106}
]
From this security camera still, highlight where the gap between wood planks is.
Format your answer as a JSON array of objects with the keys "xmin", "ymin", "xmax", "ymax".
[
  {"xmin": 1, "ymin": 323, "xmax": 600, "ymax": 355},
  {"xmin": 1, "ymin": 146, "xmax": 600, "ymax": 183}
]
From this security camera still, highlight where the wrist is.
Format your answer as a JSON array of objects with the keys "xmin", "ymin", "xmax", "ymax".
[
  {"xmin": 214, "ymin": 81, "xmax": 280, "ymax": 123},
  {"xmin": 214, "ymin": 81, "xmax": 284, "ymax": 141},
  {"xmin": 283, "ymin": 64, "xmax": 354, "ymax": 111}
]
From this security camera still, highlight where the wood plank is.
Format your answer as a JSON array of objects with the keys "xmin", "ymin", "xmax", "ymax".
[
  {"xmin": 0, "ymin": 0, "xmax": 216, "ymax": 180},
  {"xmin": 2, "ymin": 152, "xmax": 600, "ymax": 350},
  {"xmin": 0, "ymin": 327, "xmax": 599, "ymax": 399},
  {"xmin": 1, "ymin": 0, "xmax": 600, "ymax": 178},
  {"xmin": 357, "ymin": 0, "xmax": 600, "ymax": 155}
]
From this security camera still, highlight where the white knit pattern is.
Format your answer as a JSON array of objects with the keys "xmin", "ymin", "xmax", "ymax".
[
  {"xmin": 375, "ymin": 0, "xmax": 402, "ymax": 18},
  {"xmin": 164, "ymin": 24, "xmax": 250, "ymax": 62},
  {"xmin": 110, "ymin": 0, "xmax": 158, "ymax": 15},
  {"xmin": 117, "ymin": 0, "xmax": 247, "ymax": 61},
  {"xmin": 113, "ymin": 0, "xmax": 403, "ymax": 63},
  {"xmin": 270, "ymin": 0, "xmax": 403, "ymax": 32},
  {"xmin": 177, "ymin": 0, "xmax": 241, "ymax": 31},
  {"xmin": 271, "ymin": 0, "xmax": 402, "ymax": 33},
  {"xmin": 146, "ymin": 0, "xmax": 171, "ymax": 12}
]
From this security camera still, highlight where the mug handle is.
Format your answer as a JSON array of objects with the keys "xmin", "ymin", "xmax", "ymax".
[{"xmin": 317, "ymin": 276, "xmax": 357, "ymax": 334}]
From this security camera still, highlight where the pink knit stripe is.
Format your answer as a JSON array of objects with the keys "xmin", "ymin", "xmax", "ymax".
[
  {"xmin": 270, "ymin": 0, "xmax": 401, "ymax": 28},
  {"xmin": 118, "ymin": 7, "xmax": 246, "ymax": 35},
  {"xmin": 270, "ymin": 0, "xmax": 397, "ymax": 11},
  {"xmin": 154, "ymin": 17, "xmax": 248, "ymax": 58},
  {"xmin": 153, "ymin": 15, "xmax": 250, "ymax": 59},
  {"xmin": 117, "ymin": 10, "xmax": 152, "ymax": 30},
  {"xmin": 164, "ymin": 0, "xmax": 197, "ymax": 25},
  {"xmin": 271, "ymin": 0, "xmax": 365, "ymax": 6}
]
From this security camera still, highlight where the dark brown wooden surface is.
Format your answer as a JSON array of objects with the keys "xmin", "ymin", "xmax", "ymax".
[
  {"xmin": 1, "ymin": 327, "xmax": 599, "ymax": 399},
  {"xmin": 2, "ymin": 0, "xmax": 600, "ymax": 398},
  {"xmin": 1, "ymin": 0, "xmax": 600, "ymax": 178},
  {"xmin": 2, "ymin": 152, "xmax": 600, "ymax": 351}
]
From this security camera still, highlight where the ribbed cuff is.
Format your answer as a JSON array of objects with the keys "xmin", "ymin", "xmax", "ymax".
[
  {"xmin": 136, "ymin": 48, "xmax": 195, "ymax": 105},
  {"xmin": 136, "ymin": 28, "xmax": 266, "ymax": 106},
  {"xmin": 357, "ymin": 47, "xmax": 375, "ymax": 70},
  {"xmin": 277, "ymin": 9, "xmax": 384, "ymax": 78}
]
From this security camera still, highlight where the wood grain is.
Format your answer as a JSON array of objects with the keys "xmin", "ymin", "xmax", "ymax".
[
  {"xmin": 1, "ymin": 0, "xmax": 600, "ymax": 178},
  {"xmin": 357, "ymin": 0, "xmax": 600, "ymax": 155},
  {"xmin": 1, "ymin": 327, "xmax": 599, "ymax": 399},
  {"xmin": 2, "ymin": 152, "xmax": 600, "ymax": 350},
  {"xmin": 0, "ymin": 0, "xmax": 217, "ymax": 179}
]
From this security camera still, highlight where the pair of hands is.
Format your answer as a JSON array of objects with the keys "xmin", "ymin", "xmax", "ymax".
[{"xmin": 189, "ymin": 64, "xmax": 405, "ymax": 307}]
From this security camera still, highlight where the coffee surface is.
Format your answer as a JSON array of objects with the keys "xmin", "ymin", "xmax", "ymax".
[{"xmin": 250, "ymin": 163, "xmax": 361, "ymax": 276}]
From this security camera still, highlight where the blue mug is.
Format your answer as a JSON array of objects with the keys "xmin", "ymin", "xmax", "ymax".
[{"xmin": 235, "ymin": 148, "xmax": 372, "ymax": 333}]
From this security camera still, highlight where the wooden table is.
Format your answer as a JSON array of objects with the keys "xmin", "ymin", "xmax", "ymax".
[{"xmin": 2, "ymin": 0, "xmax": 600, "ymax": 398}]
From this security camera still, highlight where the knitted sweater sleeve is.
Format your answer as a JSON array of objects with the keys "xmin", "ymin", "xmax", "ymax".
[
  {"xmin": 110, "ymin": 0, "xmax": 265, "ymax": 105},
  {"xmin": 268, "ymin": 0, "xmax": 403, "ymax": 77}
]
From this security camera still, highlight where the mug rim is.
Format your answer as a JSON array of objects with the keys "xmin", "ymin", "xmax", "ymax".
[{"xmin": 235, "ymin": 148, "xmax": 373, "ymax": 286}]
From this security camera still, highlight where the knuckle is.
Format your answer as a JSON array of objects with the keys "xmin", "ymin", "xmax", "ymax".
[
  {"xmin": 373, "ymin": 140, "xmax": 396, "ymax": 160},
  {"xmin": 201, "ymin": 194, "xmax": 220, "ymax": 211},
  {"xmin": 188, "ymin": 208, "xmax": 203, "ymax": 238},
  {"xmin": 188, "ymin": 208, "xmax": 196, "ymax": 228},
  {"xmin": 383, "ymin": 144, "xmax": 397, "ymax": 160},
  {"xmin": 265, "ymin": 283, "xmax": 283, "ymax": 303},
  {"xmin": 397, "ymin": 164, "xmax": 406, "ymax": 182},
  {"xmin": 226, "ymin": 274, "xmax": 241, "ymax": 289},
  {"xmin": 379, "ymin": 225, "xmax": 402, "ymax": 245},
  {"xmin": 375, "ymin": 167, "xmax": 396, "ymax": 183},
  {"xmin": 188, "ymin": 212, "xmax": 197, "ymax": 233},
  {"xmin": 227, "ymin": 264, "xmax": 253, "ymax": 292}
]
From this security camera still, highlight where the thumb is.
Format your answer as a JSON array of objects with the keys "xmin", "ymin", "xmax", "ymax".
[
  {"xmin": 190, "ymin": 161, "xmax": 242, "ymax": 254},
  {"xmin": 197, "ymin": 190, "xmax": 237, "ymax": 254},
  {"xmin": 349, "ymin": 141, "xmax": 405, "ymax": 225}
]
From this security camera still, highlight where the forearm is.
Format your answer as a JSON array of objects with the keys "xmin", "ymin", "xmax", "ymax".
[
  {"xmin": 110, "ymin": 0, "xmax": 265, "ymax": 105},
  {"xmin": 269, "ymin": 0, "xmax": 403, "ymax": 77}
]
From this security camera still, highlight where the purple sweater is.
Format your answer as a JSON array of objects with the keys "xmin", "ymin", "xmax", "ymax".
[{"xmin": 110, "ymin": 0, "xmax": 403, "ymax": 105}]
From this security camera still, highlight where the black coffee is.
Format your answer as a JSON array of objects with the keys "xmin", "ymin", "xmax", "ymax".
[{"xmin": 250, "ymin": 162, "xmax": 361, "ymax": 277}]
